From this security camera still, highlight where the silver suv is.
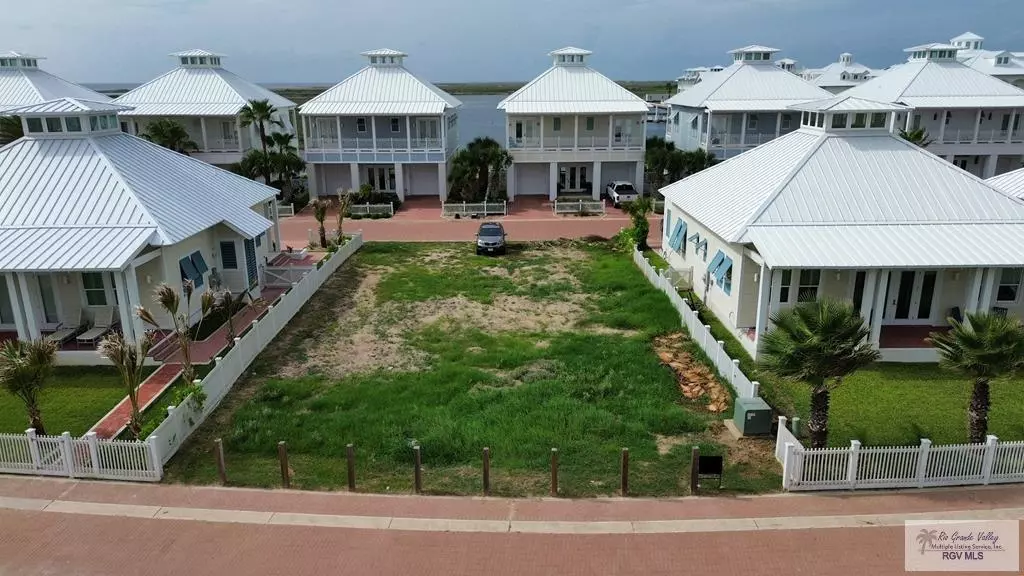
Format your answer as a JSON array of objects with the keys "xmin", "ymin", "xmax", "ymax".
[{"xmin": 475, "ymin": 222, "xmax": 507, "ymax": 255}]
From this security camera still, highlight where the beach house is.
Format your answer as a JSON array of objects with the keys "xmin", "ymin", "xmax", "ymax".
[{"xmin": 0, "ymin": 52, "xmax": 110, "ymax": 112}]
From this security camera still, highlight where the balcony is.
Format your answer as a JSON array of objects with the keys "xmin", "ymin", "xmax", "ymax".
[
  {"xmin": 700, "ymin": 131, "xmax": 780, "ymax": 149},
  {"xmin": 506, "ymin": 135, "xmax": 643, "ymax": 151},
  {"xmin": 940, "ymin": 128, "xmax": 1024, "ymax": 145},
  {"xmin": 201, "ymin": 137, "xmax": 241, "ymax": 153},
  {"xmin": 304, "ymin": 137, "xmax": 447, "ymax": 164}
]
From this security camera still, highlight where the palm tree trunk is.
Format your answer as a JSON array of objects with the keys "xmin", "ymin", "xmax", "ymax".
[
  {"xmin": 319, "ymin": 224, "xmax": 327, "ymax": 248},
  {"xmin": 808, "ymin": 383, "xmax": 830, "ymax": 449},
  {"xmin": 968, "ymin": 377, "xmax": 991, "ymax": 444},
  {"xmin": 258, "ymin": 123, "xmax": 271, "ymax": 183},
  {"xmin": 28, "ymin": 406, "xmax": 45, "ymax": 436}
]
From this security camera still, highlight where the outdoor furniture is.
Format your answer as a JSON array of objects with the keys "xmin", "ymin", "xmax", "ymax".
[
  {"xmin": 45, "ymin": 311, "xmax": 85, "ymax": 345},
  {"xmin": 76, "ymin": 307, "xmax": 114, "ymax": 345}
]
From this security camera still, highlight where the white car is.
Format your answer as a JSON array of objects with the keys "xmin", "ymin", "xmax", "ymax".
[{"xmin": 606, "ymin": 181, "xmax": 640, "ymax": 207}]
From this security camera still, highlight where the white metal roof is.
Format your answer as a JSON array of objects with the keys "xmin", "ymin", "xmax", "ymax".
[
  {"xmin": 360, "ymin": 48, "xmax": 408, "ymax": 57},
  {"xmin": 114, "ymin": 65, "xmax": 295, "ymax": 117},
  {"xmin": 3, "ymin": 97, "xmax": 132, "ymax": 115},
  {"xmin": 727, "ymin": 45, "xmax": 781, "ymax": 54},
  {"xmin": 170, "ymin": 49, "xmax": 226, "ymax": 57},
  {"xmin": 0, "ymin": 51, "xmax": 44, "ymax": 60},
  {"xmin": 498, "ymin": 64, "xmax": 649, "ymax": 115},
  {"xmin": 661, "ymin": 126, "xmax": 1024, "ymax": 268},
  {"xmin": 961, "ymin": 50, "xmax": 1024, "ymax": 78},
  {"xmin": 705, "ymin": 99, "xmax": 827, "ymax": 112},
  {"xmin": 301, "ymin": 63, "xmax": 460, "ymax": 116},
  {"xmin": 951, "ymin": 32, "xmax": 984, "ymax": 42},
  {"xmin": 0, "ymin": 227, "xmax": 155, "ymax": 272},
  {"xmin": 905, "ymin": 43, "xmax": 959, "ymax": 52},
  {"xmin": 808, "ymin": 58, "xmax": 883, "ymax": 89},
  {"xmin": 788, "ymin": 96, "xmax": 908, "ymax": 112},
  {"xmin": 988, "ymin": 167, "xmax": 1024, "ymax": 198},
  {"xmin": 0, "ymin": 128, "xmax": 276, "ymax": 270},
  {"xmin": 549, "ymin": 47, "xmax": 593, "ymax": 56},
  {"xmin": 0, "ymin": 67, "xmax": 111, "ymax": 112},
  {"xmin": 664, "ymin": 62, "xmax": 833, "ymax": 110},
  {"xmin": 844, "ymin": 58, "xmax": 1024, "ymax": 108}
]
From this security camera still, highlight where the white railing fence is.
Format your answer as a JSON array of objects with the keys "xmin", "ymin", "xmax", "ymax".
[
  {"xmin": 278, "ymin": 203, "xmax": 295, "ymax": 217},
  {"xmin": 348, "ymin": 202, "xmax": 394, "ymax": 217},
  {"xmin": 553, "ymin": 199, "xmax": 606, "ymax": 216},
  {"xmin": 632, "ymin": 248, "xmax": 760, "ymax": 400},
  {"xmin": 263, "ymin": 265, "xmax": 313, "ymax": 288},
  {"xmin": 441, "ymin": 201, "xmax": 507, "ymax": 218},
  {"xmin": 0, "ymin": 429, "xmax": 161, "ymax": 482},
  {"xmin": 148, "ymin": 233, "xmax": 364, "ymax": 465}
]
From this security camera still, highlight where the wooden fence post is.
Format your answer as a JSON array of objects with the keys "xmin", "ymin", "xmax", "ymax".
[
  {"xmin": 982, "ymin": 435, "xmax": 999, "ymax": 485},
  {"xmin": 413, "ymin": 445, "xmax": 422, "ymax": 494},
  {"xmin": 278, "ymin": 441, "xmax": 290, "ymax": 489},
  {"xmin": 214, "ymin": 438, "xmax": 228, "ymax": 485},
  {"xmin": 60, "ymin": 432, "xmax": 75, "ymax": 478},
  {"xmin": 620, "ymin": 448, "xmax": 629, "ymax": 496},
  {"xmin": 482, "ymin": 447, "xmax": 491, "ymax": 496},
  {"xmin": 346, "ymin": 443, "xmax": 356, "ymax": 491},
  {"xmin": 550, "ymin": 448, "xmax": 559, "ymax": 497},
  {"xmin": 690, "ymin": 446, "xmax": 700, "ymax": 494}
]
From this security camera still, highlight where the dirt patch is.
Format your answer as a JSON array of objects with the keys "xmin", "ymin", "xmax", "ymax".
[
  {"xmin": 480, "ymin": 267, "xmax": 510, "ymax": 278},
  {"xmin": 413, "ymin": 295, "xmax": 588, "ymax": 333},
  {"xmin": 654, "ymin": 332, "xmax": 730, "ymax": 413},
  {"xmin": 655, "ymin": 434, "xmax": 687, "ymax": 456},
  {"xmin": 419, "ymin": 247, "xmax": 462, "ymax": 267},
  {"xmin": 711, "ymin": 421, "xmax": 777, "ymax": 468}
]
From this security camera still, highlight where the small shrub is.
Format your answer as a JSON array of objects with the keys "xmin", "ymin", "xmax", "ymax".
[{"xmin": 350, "ymin": 213, "xmax": 364, "ymax": 220}]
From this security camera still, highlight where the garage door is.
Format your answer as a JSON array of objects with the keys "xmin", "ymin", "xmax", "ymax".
[
  {"xmin": 406, "ymin": 164, "xmax": 440, "ymax": 196},
  {"xmin": 515, "ymin": 163, "xmax": 549, "ymax": 196},
  {"xmin": 600, "ymin": 162, "xmax": 636, "ymax": 189}
]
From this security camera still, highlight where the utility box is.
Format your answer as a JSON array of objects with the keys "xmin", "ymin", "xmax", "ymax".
[{"xmin": 733, "ymin": 397, "xmax": 772, "ymax": 436}]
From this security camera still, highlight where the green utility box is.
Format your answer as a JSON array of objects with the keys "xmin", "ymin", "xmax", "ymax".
[{"xmin": 732, "ymin": 397, "xmax": 772, "ymax": 436}]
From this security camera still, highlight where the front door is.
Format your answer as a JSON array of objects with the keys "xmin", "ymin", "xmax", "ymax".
[
  {"xmin": 367, "ymin": 166, "xmax": 396, "ymax": 191},
  {"xmin": 416, "ymin": 118, "xmax": 439, "ymax": 143},
  {"xmin": 513, "ymin": 119, "xmax": 536, "ymax": 144},
  {"xmin": 0, "ymin": 280, "xmax": 14, "ymax": 325},
  {"xmin": 558, "ymin": 166, "xmax": 588, "ymax": 192},
  {"xmin": 37, "ymin": 275, "xmax": 59, "ymax": 324},
  {"xmin": 884, "ymin": 270, "xmax": 938, "ymax": 324}
]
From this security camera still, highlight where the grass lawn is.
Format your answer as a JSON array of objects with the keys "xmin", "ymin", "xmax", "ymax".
[
  {"xmin": 0, "ymin": 367, "xmax": 132, "ymax": 436},
  {"xmin": 164, "ymin": 241, "xmax": 780, "ymax": 496}
]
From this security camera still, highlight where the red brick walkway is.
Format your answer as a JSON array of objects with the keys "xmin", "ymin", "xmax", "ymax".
[{"xmin": 89, "ymin": 363, "xmax": 182, "ymax": 439}]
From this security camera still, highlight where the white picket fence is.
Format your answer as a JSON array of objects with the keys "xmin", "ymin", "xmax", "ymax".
[
  {"xmin": 775, "ymin": 416, "xmax": 1024, "ymax": 491},
  {"xmin": 441, "ymin": 201, "xmax": 507, "ymax": 218},
  {"xmin": 632, "ymin": 249, "xmax": 760, "ymax": 399},
  {"xmin": 147, "ymin": 233, "xmax": 364, "ymax": 465},
  {"xmin": 0, "ymin": 430, "xmax": 161, "ymax": 481},
  {"xmin": 348, "ymin": 202, "xmax": 394, "ymax": 217},
  {"xmin": 553, "ymin": 199, "xmax": 606, "ymax": 216}
]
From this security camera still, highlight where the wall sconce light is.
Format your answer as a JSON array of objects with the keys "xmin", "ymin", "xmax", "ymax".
[
  {"xmin": 953, "ymin": 271, "xmax": 961, "ymax": 281},
  {"xmin": 145, "ymin": 275, "xmax": 152, "ymax": 284},
  {"xmin": 835, "ymin": 271, "xmax": 842, "ymax": 281},
  {"xmin": 753, "ymin": 273, "xmax": 759, "ymax": 283}
]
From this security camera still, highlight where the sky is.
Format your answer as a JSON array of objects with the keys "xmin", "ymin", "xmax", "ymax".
[{"xmin": 6, "ymin": 0, "xmax": 1024, "ymax": 84}]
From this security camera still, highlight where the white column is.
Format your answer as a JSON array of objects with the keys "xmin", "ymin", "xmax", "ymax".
[
  {"xmin": 965, "ymin": 268, "xmax": 985, "ymax": 315},
  {"xmin": 754, "ymin": 265, "xmax": 772, "ymax": 347},
  {"xmin": 904, "ymin": 111, "xmax": 913, "ymax": 131},
  {"xmin": 125, "ymin": 265, "xmax": 145, "ymax": 343},
  {"xmin": 371, "ymin": 117, "xmax": 378, "ymax": 152},
  {"xmin": 973, "ymin": 109, "xmax": 983, "ymax": 143},
  {"xmin": 548, "ymin": 162, "xmax": 558, "ymax": 200},
  {"xmin": 591, "ymin": 161, "xmax": 602, "ymax": 201},
  {"xmin": 334, "ymin": 117, "xmax": 342, "ymax": 151},
  {"xmin": 573, "ymin": 115, "xmax": 579, "ymax": 150},
  {"xmin": 983, "ymin": 154, "xmax": 999, "ymax": 178},
  {"xmin": 641, "ymin": 112, "xmax": 647, "ymax": 148},
  {"xmin": 438, "ymin": 163, "xmax": 448, "ymax": 202},
  {"xmin": 740, "ymin": 113, "xmax": 748, "ymax": 146},
  {"xmin": 706, "ymin": 111, "xmax": 713, "ymax": 149},
  {"xmin": 236, "ymin": 120, "xmax": 244, "ymax": 152},
  {"xmin": 608, "ymin": 114, "xmax": 614, "ymax": 147},
  {"xmin": 945, "ymin": 155, "xmax": 955, "ymax": 164},
  {"xmin": 539, "ymin": 117, "xmax": 544, "ymax": 149},
  {"xmin": 1008, "ymin": 109, "xmax": 1018, "ymax": 143},
  {"xmin": 302, "ymin": 116, "xmax": 310, "ymax": 151},
  {"xmin": 506, "ymin": 163, "xmax": 515, "ymax": 201},
  {"xmin": 5, "ymin": 274, "xmax": 27, "ymax": 341},
  {"xmin": 869, "ymin": 270, "xmax": 889, "ymax": 348},
  {"xmin": 406, "ymin": 116, "xmax": 412, "ymax": 150},
  {"xmin": 350, "ymin": 163, "xmax": 360, "ymax": 190},
  {"xmin": 113, "ymin": 271, "xmax": 135, "ymax": 345},
  {"xmin": 937, "ymin": 109, "xmax": 946, "ymax": 143},
  {"xmin": 16, "ymin": 274, "xmax": 40, "ymax": 341},
  {"xmin": 394, "ymin": 163, "xmax": 405, "ymax": 201},
  {"xmin": 200, "ymin": 118, "xmax": 208, "ymax": 152},
  {"xmin": 271, "ymin": 201, "xmax": 282, "ymax": 251},
  {"xmin": 775, "ymin": 112, "xmax": 782, "ymax": 138},
  {"xmin": 978, "ymin": 267, "xmax": 998, "ymax": 313},
  {"xmin": 440, "ymin": 114, "xmax": 447, "ymax": 151},
  {"xmin": 634, "ymin": 161, "xmax": 644, "ymax": 195},
  {"xmin": 859, "ymin": 269, "xmax": 878, "ymax": 322}
]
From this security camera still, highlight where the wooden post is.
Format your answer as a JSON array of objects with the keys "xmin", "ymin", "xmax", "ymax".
[
  {"xmin": 346, "ymin": 443, "xmax": 356, "ymax": 492},
  {"xmin": 214, "ymin": 438, "xmax": 227, "ymax": 485},
  {"xmin": 413, "ymin": 445, "xmax": 422, "ymax": 494},
  {"xmin": 620, "ymin": 448, "xmax": 630, "ymax": 496},
  {"xmin": 482, "ymin": 447, "xmax": 491, "ymax": 496},
  {"xmin": 277, "ymin": 441, "xmax": 290, "ymax": 489},
  {"xmin": 690, "ymin": 446, "xmax": 700, "ymax": 494},
  {"xmin": 550, "ymin": 448, "xmax": 559, "ymax": 497}
]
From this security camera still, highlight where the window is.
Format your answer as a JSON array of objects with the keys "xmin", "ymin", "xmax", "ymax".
[
  {"xmin": 997, "ymin": 56, "xmax": 1010, "ymax": 65},
  {"xmin": 45, "ymin": 117, "xmax": 63, "ymax": 133},
  {"xmin": 778, "ymin": 270, "xmax": 792, "ymax": 303},
  {"xmin": 220, "ymin": 241, "xmax": 238, "ymax": 269},
  {"xmin": 356, "ymin": 118, "xmax": 367, "ymax": 133},
  {"xmin": 189, "ymin": 57, "xmax": 198, "ymax": 65},
  {"xmin": 586, "ymin": 117, "xmax": 594, "ymax": 131},
  {"xmin": 797, "ymin": 269, "xmax": 821, "ymax": 302},
  {"xmin": 390, "ymin": 118, "xmax": 400, "ymax": 132},
  {"xmin": 831, "ymin": 113, "xmax": 848, "ymax": 129},
  {"xmin": 66, "ymin": 117, "xmax": 82, "ymax": 132},
  {"xmin": 255, "ymin": 233, "xmax": 263, "ymax": 248},
  {"xmin": 199, "ymin": 57, "xmax": 208, "ymax": 65},
  {"xmin": 553, "ymin": 118, "xmax": 561, "ymax": 132},
  {"xmin": 82, "ymin": 273, "xmax": 107, "ymax": 306},
  {"xmin": 179, "ymin": 255, "xmax": 203, "ymax": 288},
  {"xmin": 99, "ymin": 115, "xmax": 110, "ymax": 130},
  {"xmin": 852, "ymin": 113, "xmax": 866, "ymax": 128},
  {"xmin": 815, "ymin": 114, "xmax": 824, "ymax": 128},
  {"xmin": 870, "ymin": 112, "xmax": 887, "ymax": 128},
  {"xmin": 180, "ymin": 57, "xmax": 188, "ymax": 65},
  {"xmin": 997, "ymin": 268, "xmax": 1023, "ymax": 302},
  {"xmin": 747, "ymin": 115, "xmax": 758, "ymax": 130},
  {"xmin": 26, "ymin": 117, "xmax": 43, "ymax": 133},
  {"xmin": 802, "ymin": 111, "xmax": 809, "ymax": 125},
  {"xmin": 781, "ymin": 114, "xmax": 792, "ymax": 130}
]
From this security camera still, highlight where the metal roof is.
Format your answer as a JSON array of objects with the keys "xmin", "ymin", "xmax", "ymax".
[
  {"xmin": 301, "ymin": 64, "xmax": 460, "ymax": 116},
  {"xmin": 360, "ymin": 48, "xmax": 408, "ymax": 57},
  {"xmin": 988, "ymin": 167, "xmax": 1024, "ymax": 198},
  {"xmin": 0, "ymin": 227, "xmax": 155, "ymax": 272},
  {"xmin": 844, "ymin": 59, "xmax": 1024, "ymax": 107},
  {"xmin": 808, "ymin": 59, "xmax": 884, "ymax": 89},
  {"xmin": 0, "ymin": 51, "xmax": 44, "ymax": 60},
  {"xmin": 788, "ymin": 96, "xmax": 908, "ymax": 112},
  {"xmin": 664, "ymin": 62, "xmax": 833, "ymax": 109},
  {"xmin": 705, "ymin": 99, "xmax": 827, "ymax": 112},
  {"xmin": 727, "ymin": 45, "xmax": 781, "ymax": 54},
  {"xmin": 951, "ymin": 32, "xmax": 984, "ymax": 42},
  {"xmin": 498, "ymin": 65, "xmax": 648, "ymax": 114},
  {"xmin": 549, "ymin": 47, "xmax": 593, "ymax": 56},
  {"xmin": 961, "ymin": 50, "xmax": 1024, "ymax": 78},
  {"xmin": 170, "ymin": 49, "xmax": 226, "ymax": 57},
  {"xmin": 905, "ymin": 43, "xmax": 959, "ymax": 52},
  {"xmin": 0, "ymin": 67, "xmax": 111, "ymax": 112},
  {"xmin": 2, "ymin": 98, "xmax": 132, "ymax": 115},
  {"xmin": 114, "ymin": 66, "xmax": 295, "ymax": 116}
]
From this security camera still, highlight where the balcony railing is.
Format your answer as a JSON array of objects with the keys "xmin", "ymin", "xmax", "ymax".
[
  {"xmin": 201, "ymin": 138, "xmax": 241, "ymax": 153},
  {"xmin": 507, "ymin": 135, "xmax": 643, "ymax": 151},
  {"xmin": 306, "ymin": 137, "xmax": 443, "ymax": 151},
  {"xmin": 940, "ymin": 128, "xmax": 1024, "ymax": 144},
  {"xmin": 701, "ymin": 132, "xmax": 779, "ymax": 148}
]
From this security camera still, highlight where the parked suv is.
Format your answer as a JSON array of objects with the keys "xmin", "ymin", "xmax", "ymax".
[
  {"xmin": 475, "ymin": 222, "xmax": 507, "ymax": 255},
  {"xmin": 606, "ymin": 181, "xmax": 640, "ymax": 207}
]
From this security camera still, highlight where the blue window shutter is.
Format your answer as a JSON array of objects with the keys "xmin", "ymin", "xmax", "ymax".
[
  {"xmin": 715, "ymin": 256, "xmax": 733, "ymax": 286},
  {"xmin": 678, "ymin": 221, "xmax": 688, "ymax": 254},
  {"xmin": 665, "ymin": 210, "xmax": 672, "ymax": 237},
  {"xmin": 180, "ymin": 257, "xmax": 199, "ymax": 281},
  {"xmin": 707, "ymin": 250, "xmax": 725, "ymax": 274},
  {"xmin": 244, "ymin": 238, "xmax": 258, "ymax": 287},
  {"xmin": 220, "ymin": 241, "xmax": 238, "ymax": 269},
  {"xmin": 191, "ymin": 251, "xmax": 209, "ymax": 275},
  {"xmin": 668, "ymin": 221, "xmax": 684, "ymax": 250}
]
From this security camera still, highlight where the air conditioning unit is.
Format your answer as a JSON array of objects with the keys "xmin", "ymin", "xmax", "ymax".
[{"xmin": 732, "ymin": 397, "xmax": 772, "ymax": 436}]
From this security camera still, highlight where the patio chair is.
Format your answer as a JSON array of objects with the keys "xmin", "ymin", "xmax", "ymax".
[
  {"xmin": 45, "ymin": 310, "xmax": 85, "ymax": 345},
  {"xmin": 76, "ymin": 307, "xmax": 115, "ymax": 345}
]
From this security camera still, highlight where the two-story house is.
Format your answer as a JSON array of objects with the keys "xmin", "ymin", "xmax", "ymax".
[
  {"xmin": 497, "ymin": 47, "xmax": 649, "ymax": 201},
  {"xmin": 113, "ymin": 50, "xmax": 296, "ymax": 168},
  {"xmin": 663, "ymin": 46, "xmax": 834, "ymax": 159},
  {"xmin": 300, "ymin": 49, "xmax": 461, "ymax": 201},
  {"xmin": 949, "ymin": 33, "xmax": 1024, "ymax": 89},
  {"xmin": 0, "ymin": 52, "xmax": 111, "ymax": 112},
  {"xmin": 844, "ymin": 43, "xmax": 1024, "ymax": 177},
  {"xmin": 800, "ymin": 53, "xmax": 883, "ymax": 94}
]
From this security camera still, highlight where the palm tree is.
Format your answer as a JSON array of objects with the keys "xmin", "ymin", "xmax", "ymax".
[
  {"xmin": 141, "ymin": 119, "xmax": 199, "ymax": 154},
  {"xmin": 928, "ymin": 313, "xmax": 1024, "ymax": 443},
  {"xmin": 899, "ymin": 127, "xmax": 934, "ymax": 148},
  {"xmin": 447, "ymin": 149, "xmax": 479, "ymax": 201},
  {"xmin": 625, "ymin": 197, "xmax": 653, "ymax": 250},
  {"xmin": 239, "ymin": 100, "xmax": 283, "ymax": 184},
  {"xmin": 137, "ymin": 282, "xmax": 214, "ymax": 387},
  {"xmin": 645, "ymin": 138, "xmax": 677, "ymax": 190},
  {"xmin": 0, "ymin": 340, "xmax": 57, "ymax": 435},
  {"xmin": 213, "ymin": 290, "xmax": 262, "ymax": 347},
  {"xmin": 98, "ymin": 332, "xmax": 155, "ymax": 440},
  {"xmin": 267, "ymin": 131, "xmax": 297, "ymax": 155},
  {"xmin": 679, "ymin": 149, "xmax": 718, "ymax": 175},
  {"xmin": 0, "ymin": 116, "xmax": 24, "ymax": 146},
  {"xmin": 311, "ymin": 199, "xmax": 329, "ymax": 248},
  {"xmin": 237, "ymin": 149, "xmax": 273, "ymax": 182},
  {"xmin": 337, "ymin": 189, "xmax": 352, "ymax": 239},
  {"xmin": 760, "ymin": 298, "xmax": 880, "ymax": 448},
  {"xmin": 446, "ymin": 137, "xmax": 509, "ymax": 201}
]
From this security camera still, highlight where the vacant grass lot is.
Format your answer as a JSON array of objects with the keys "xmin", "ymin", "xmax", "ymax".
[
  {"xmin": 0, "ymin": 367, "xmax": 129, "ymax": 436},
  {"xmin": 165, "ymin": 241, "xmax": 779, "ymax": 496}
]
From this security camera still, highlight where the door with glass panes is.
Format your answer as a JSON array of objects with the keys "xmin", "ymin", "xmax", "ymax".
[{"xmin": 883, "ymin": 270, "xmax": 938, "ymax": 324}]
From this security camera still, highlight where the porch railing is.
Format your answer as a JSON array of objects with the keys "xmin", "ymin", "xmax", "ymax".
[
  {"xmin": 442, "ymin": 201, "xmax": 507, "ymax": 218},
  {"xmin": 348, "ymin": 202, "xmax": 395, "ymax": 217},
  {"xmin": 201, "ymin": 137, "xmax": 241, "ymax": 152},
  {"xmin": 306, "ymin": 137, "xmax": 443, "ymax": 151},
  {"xmin": 941, "ymin": 128, "xmax": 1021, "ymax": 144},
  {"xmin": 507, "ymin": 136, "xmax": 644, "ymax": 150},
  {"xmin": 705, "ymin": 132, "xmax": 779, "ymax": 148},
  {"xmin": 554, "ymin": 199, "xmax": 606, "ymax": 216}
]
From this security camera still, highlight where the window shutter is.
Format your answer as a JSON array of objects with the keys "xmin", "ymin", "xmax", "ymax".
[{"xmin": 707, "ymin": 250, "xmax": 725, "ymax": 274}]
